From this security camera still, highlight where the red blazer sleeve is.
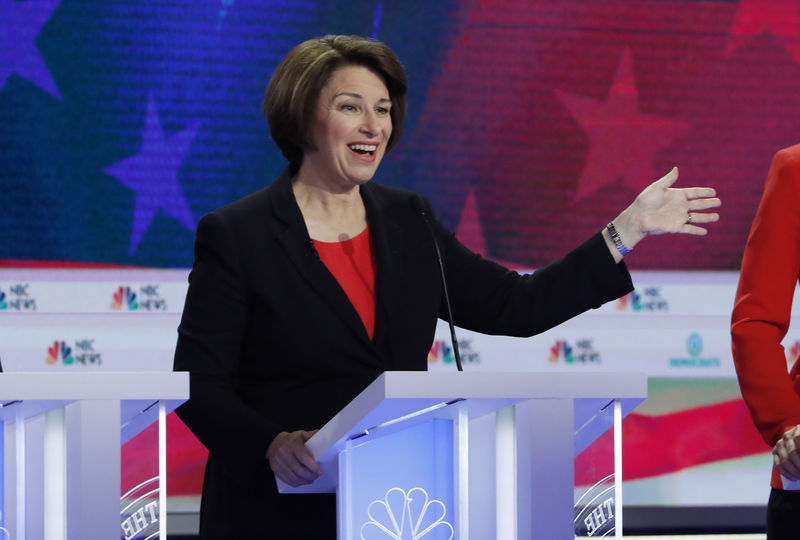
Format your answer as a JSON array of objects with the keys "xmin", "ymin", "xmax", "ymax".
[{"xmin": 732, "ymin": 144, "xmax": 800, "ymax": 448}]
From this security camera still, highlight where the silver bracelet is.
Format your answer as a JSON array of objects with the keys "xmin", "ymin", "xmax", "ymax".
[{"xmin": 606, "ymin": 222, "xmax": 632, "ymax": 256}]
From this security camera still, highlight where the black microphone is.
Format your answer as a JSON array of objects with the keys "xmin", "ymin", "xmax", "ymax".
[{"xmin": 410, "ymin": 195, "xmax": 463, "ymax": 372}]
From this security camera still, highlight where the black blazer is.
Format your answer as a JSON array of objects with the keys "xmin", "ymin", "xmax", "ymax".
[{"xmin": 173, "ymin": 168, "xmax": 633, "ymax": 536}]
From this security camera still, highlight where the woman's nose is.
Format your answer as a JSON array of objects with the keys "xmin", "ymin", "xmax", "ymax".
[{"xmin": 360, "ymin": 111, "xmax": 379, "ymax": 136}]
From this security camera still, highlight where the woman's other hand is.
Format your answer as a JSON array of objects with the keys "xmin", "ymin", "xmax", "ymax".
[
  {"xmin": 774, "ymin": 424, "xmax": 800, "ymax": 482},
  {"xmin": 267, "ymin": 430, "xmax": 323, "ymax": 487}
]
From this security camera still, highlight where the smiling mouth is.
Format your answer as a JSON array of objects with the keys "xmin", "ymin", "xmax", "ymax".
[{"xmin": 349, "ymin": 143, "xmax": 378, "ymax": 156}]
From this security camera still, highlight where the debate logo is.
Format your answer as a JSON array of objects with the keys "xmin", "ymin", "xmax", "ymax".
[
  {"xmin": 669, "ymin": 333, "xmax": 720, "ymax": 368},
  {"xmin": 428, "ymin": 339, "xmax": 479, "ymax": 365},
  {"xmin": 111, "ymin": 284, "xmax": 167, "ymax": 311},
  {"xmin": 576, "ymin": 492, "xmax": 615, "ymax": 536},
  {"xmin": 0, "ymin": 283, "xmax": 37, "ymax": 311},
  {"xmin": 549, "ymin": 339, "xmax": 601, "ymax": 364},
  {"xmin": 615, "ymin": 287, "xmax": 668, "ymax": 312},
  {"xmin": 360, "ymin": 487, "xmax": 453, "ymax": 540},
  {"xmin": 45, "ymin": 339, "xmax": 102, "ymax": 366},
  {"xmin": 121, "ymin": 477, "xmax": 159, "ymax": 539}
]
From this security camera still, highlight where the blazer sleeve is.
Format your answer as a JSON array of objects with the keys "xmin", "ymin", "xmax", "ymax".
[
  {"xmin": 173, "ymin": 211, "xmax": 283, "ymax": 463},
  {"xmin": 732, "ymin": 147, "xmax": 800, "ymax": 447},
  {"xmin": 429, "ymin": 205, "xmax": 633, "ymax": 336}
]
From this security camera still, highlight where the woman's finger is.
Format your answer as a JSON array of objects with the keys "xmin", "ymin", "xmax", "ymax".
[
  {"xmin": 688, "ymin": 198, "xmax": 722, "ymax": 211},
  {"xmin": 656, "ymin": 167, "xmax": 679, "ymax": 187},
  {"xmin": 685, "ymin": 212, "xmax": 720, "ymax": 225},
  {"xmin": 777, "ymin": 459, "xmax": 800, "ymax": 481},
  {"xmin": 681, "ymin": 187, "xmax": 717, "ymax": 200},
  {"xmin": 281, "ymin": 454, "xmax": 319, "ymax": 485},
  {"xmin": 275, "ymin": 464, "xmax": 302, "ymax": 487},
  {"xmin": 680, "ymin": 224, "xmax": 709, "ymax": 236},
  {"xmin": 293, "ymin": 445, "xmax": 323, "ymax": 476}
]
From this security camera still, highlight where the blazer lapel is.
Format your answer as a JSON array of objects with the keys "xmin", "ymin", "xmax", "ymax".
[
  {"xmin": 360, "ymin": 182, "xmax": 403, "ymax": 348},
  {"xmin": 268, "ymin": 170, "xmax": 373, "ymax": 345}
]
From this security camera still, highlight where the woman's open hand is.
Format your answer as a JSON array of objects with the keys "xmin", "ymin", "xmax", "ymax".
[
  {"xmin": 630, "ymin": 166, "xmax": 721, "ymax": 236},
  {"xmin": 605, "ymin": 167, "xmax": 721, "ymax": 261}
]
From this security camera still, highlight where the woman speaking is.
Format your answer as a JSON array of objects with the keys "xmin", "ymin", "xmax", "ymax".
[{"xmin": 174, "ymin": 34, "xmax": 721, "ymax": 538}]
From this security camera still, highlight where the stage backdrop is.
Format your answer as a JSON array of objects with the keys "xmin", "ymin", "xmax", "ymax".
[{"xmin": 3, "ymin": 0, "xmax": 800, "ymax": 528}]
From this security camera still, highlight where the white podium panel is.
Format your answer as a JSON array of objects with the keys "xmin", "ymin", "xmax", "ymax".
[
  {"xmin": 279, "ymin": 371, "xmax": 646, "ymax": 539},
  {"xmin": 343, "ymin": 420, "xmax": 455, "ymax": 540},
  {"xmin": 0, "ymin": 372, "xmax": 188, "ymax": 540}
]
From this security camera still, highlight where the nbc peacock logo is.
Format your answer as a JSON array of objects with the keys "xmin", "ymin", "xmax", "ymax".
[
  {"xmin": 549, "ymin": 339, "xmax": 601, "ymax": 365},
  {"xmin": 360, "ymin": 487, "xmax": 453, "ymax": 540},
  {"xmin": 615, "ymin": 291, "xmax": 637, "ymax": 311},
  {"xmin": 0, "ymin": 289, "xmax": 6, "ymax": 310},
  {"xmin": 111, "ymin": 286, "xmax": 138, "ymax": 310},
  {"xmin": 428, "ymin": 341, "xmax": 455, "ymax": 364},
  {"xmin": 46, "ymin": 341, "xmax": 74, "ymax": 365},
  {"xmin": 616, "ymin": 288, "xmax": 668, "ymax": 312},
  {"xmin": 427, "ymin": 340, "xmax": 479, "ymax": 365},
  {"xmin": 549, "ymin": 340, "xmax": 575, "ymax": 363}
]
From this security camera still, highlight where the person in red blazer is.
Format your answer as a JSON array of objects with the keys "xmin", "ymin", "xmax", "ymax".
[
  {"xmin": 174, "ymin": 34, "xmax": 722, "ymax": 538},
  {"xmin": 733, "ymin": 144, "xmax": 800, "ymax": 539}
]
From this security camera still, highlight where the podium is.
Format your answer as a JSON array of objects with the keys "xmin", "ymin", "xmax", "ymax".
[
  {"xmin": 279, "ymin": 371, "xmax": 646, "ymax": 539},
  {"xmin": 0, "ymin": 372, "xmax": 189, "ymax": 540}
]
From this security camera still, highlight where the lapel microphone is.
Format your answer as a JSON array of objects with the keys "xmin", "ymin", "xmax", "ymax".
[{"xmin": 410, "ymin": 195, "xmax": 463, "ymax": 372}]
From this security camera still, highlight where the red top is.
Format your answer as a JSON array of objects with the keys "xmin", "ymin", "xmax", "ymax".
[
  {"xmin": 314, "ymin": 227, "xmax": 377, "ymax": 339},
  {"xmin": 732, "ymin": 144, "xmax": 800, "ymax": 490}
]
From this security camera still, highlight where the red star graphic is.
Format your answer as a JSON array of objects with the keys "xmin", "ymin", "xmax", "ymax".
[
  {"xmin": 455, "ymin": 187, "xmax": 521, "ymax": 270},
  {"xmin": 455, "ymin": 188, "xmax": 486, "ymax": 256},
  {"xmin": 726, "ymin": 0, "xmax": 800, "ymax": 62},
  {"xmin": 556, "ymin": 49, "xmax": 690, "ymax": 201}
]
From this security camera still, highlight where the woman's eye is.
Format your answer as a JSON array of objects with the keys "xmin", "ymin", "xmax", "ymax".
[
  {"xmin": 376, "ymin": 107, "xmax": 390, "ymax": 115},
  {"xmin": 341, "ymin": 104, "xmax": 357, "ymax": 112}
]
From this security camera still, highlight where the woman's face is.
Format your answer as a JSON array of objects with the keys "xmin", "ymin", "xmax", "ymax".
[{"xmin": 303, "ymin": 64, "xmax": 393, "ymax": 189}]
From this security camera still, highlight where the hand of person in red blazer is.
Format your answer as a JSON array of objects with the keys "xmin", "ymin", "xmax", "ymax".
[
  {"xmin": 267, "ymin": 429, "xmax": 323, "ymax": 487},
  {"xmin": 774, "ymin": 424, "xmax": 800, "ymax": 481}
]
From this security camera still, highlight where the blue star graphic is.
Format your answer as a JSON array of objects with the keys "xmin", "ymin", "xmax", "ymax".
[
  {"xmin": 0, "ymin": 0, "xmax": 61, "ymax": 97},
  {"xmin": 105, "ymin": 95, "xmax": 199, "ymax": 255}
]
